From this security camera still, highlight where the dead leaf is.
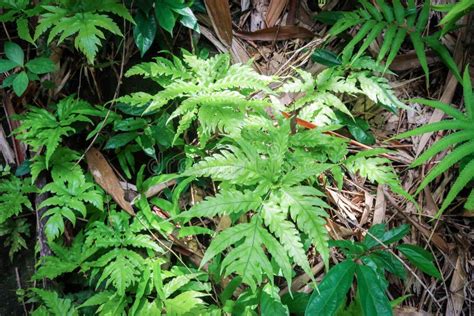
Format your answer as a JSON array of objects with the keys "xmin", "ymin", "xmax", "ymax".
[
  {"xmin": 445, "ymin": 256, "xmax": 466, "ymax": 316},
  {"xmin": 86, "ymin": 148, "xmax": 135, "ymax": 216},
  {"xmin": 266, "ymin": 0, "xmax": 288, "ymax": 27},
  {"xmin": 373, "ymin": 185, "xmax": 386, "ymax": 224},
  {"xmin": 204, "ymin": 0, "xmax": 233, "ymax": 46},
  {"xmin": 235, "ymin": 26, "xmax": 314, "ymax": 41}
]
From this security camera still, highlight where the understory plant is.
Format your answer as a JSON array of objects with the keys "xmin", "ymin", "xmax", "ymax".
[
  {"xmin": 396, "ymin": 67, "xmax": 474, "ymax": 215},
  {"xmin": 0, "ymin": 50, "xmax": 442, "ymax": 315},
  {"xmin": 319, "ymin": 0, "xmax": 461, "ymax": 81}
]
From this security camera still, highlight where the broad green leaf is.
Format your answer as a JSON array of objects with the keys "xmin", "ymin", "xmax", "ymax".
[
  {"xmin": 133, "ymin": 11, "xmax": 157, "ymax": 57},
  {"xmin": 261, "ymin": 284, "xmax": 289, "ymax": 316},
  {"xmin": 305, "ymin": 260, "xmax": 357, "ymax": 316},
  {"xmin": 397, "ymin": 244, "xmax": 441, "ymax": 278},
  {"xmin": 282, "ymin": 292, "xmax": 310, "ymax": 316},
  {"xmin": 104, "ymin": 132, "xmax": 138, "ymax": 149},
  {"xmin": 5, "ymin": 41, "xmax": 24, "ymax": 66},
  {"xmin": 311, "ymin": 49, "xmax": 342, "ymax": 67},
  {"xmin": 0, "ymin": 59, "xmax": 18, "ymax": 72},
  {"xmin": 12, "ymin": 71, "xmax": 29, "ymax": 96},
  {"xmin": 155, "ymin": 6, "xmax": 176, "ymax": 35},
  {"xmin": 25, "ymin": 57, "xmax": 56, "ymax": 74},
  {"xmin": 176, "ymin": 7, "xmax": 199, "ymax": 32},
  {"xmin": 356, "ymin": 264, "xmax": 392, "ymax": 316},
  {"xmin": 363, "ymin": 224, "xmax": 410, "ymax": 249}
]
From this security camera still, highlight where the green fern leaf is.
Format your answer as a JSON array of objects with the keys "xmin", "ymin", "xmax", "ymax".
[
  {"xmin": 31, "ymin": 288, "xmax": 78, "ymax": 316},
  {"xmin": 180, "ymin": 190, "xmax": 262, "ymax": 221},
  {"xmin": 0, "ymin": 176, "xmax": 36, "ymax": 224}
]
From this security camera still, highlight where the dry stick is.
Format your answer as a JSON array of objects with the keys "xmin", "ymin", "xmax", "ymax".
[{"xmin": 15, "ymin": 267, "xmax": 28, "ymax": 315}]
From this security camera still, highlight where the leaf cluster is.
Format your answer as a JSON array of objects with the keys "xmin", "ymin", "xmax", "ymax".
[
  {"xmin": 396, "ymin": 67, "xmax": 474, "ymax": 215},
  {"xmin": 0, "ymin": 41, "xmax": 56, "ymax": 96}
]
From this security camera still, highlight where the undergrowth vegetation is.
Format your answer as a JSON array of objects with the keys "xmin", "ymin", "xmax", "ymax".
[{"xmin": 0, "ymin": 1, "xmax": 472, "ymax": 315}]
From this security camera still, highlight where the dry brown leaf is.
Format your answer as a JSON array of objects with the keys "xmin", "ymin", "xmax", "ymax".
[
  {"xmin": 266, "ymin": 0, "xmax": 288, "ymax": 27},
  {"xmin": 394, "ymin": 307, "xmax": 432, "ymax": 316},
  {"xmin": 235, "ymin": 26, "xmax": 314, "ymax": 41},
  {"xmin": 0, "ymin": 125, "xmax": 15, "ymax": 164},
  {"xmin": 445, "ymin": 256, "xmax": 467, "ymax": 316},
  {"xmin": 86, "ymin": 148, "xmax": 135, "ymax": 216},
  {"xmin": 204, "ymin": 0, "xmax": 233, "ymax": 46},
  {"xmin": 373, "ymin": 185, "xmax": 386, "ymax": 224}
]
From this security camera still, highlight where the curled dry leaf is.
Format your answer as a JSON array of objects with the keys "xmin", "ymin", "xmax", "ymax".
[
  {"xmin": 204, "ymin": 0, "xmax": 233, "ymax": 46},
  {"xmin": 85, "ymin": 148, "xmax": 135, "ymax": 216},
  {"xmin": 235, "ymin": 26, "xmax": 314, "ymax": 41},
  {"xmin": 266, "ymin": 0, "xmax": 289, "ymax": 27}
]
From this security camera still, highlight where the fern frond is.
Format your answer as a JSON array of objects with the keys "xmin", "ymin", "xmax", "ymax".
[
  {"xmin": 411, "ymin": 130, "xmax": 474, "ymax": 167},
  {"xmin": 281, "ymin": 186, "xmax": 330, "ymax": 269},
  {"xmin": 31, "ymin": 288, "xmax": 78, "ymax": 316},
  {"xmin": 439, "ymin": 160, "xmax": 474, "ymax": 214},
  {"xmin": 0, "ymin": 176, "xmax": 36, "ymax": 224},
  {"xmin": 0, "ymin": 218, "xmax": 30, "ymax": 260},
  {"xmin": 180, "ymin": 190, "xmax": 262, "ymax": 221},
  {"xmin": 262, "ymin": 200, "xmax": 312, "ymax": 276},
  {"xmin": 416, "ymin": 140, "xmax": 474, "ymax": 194}
]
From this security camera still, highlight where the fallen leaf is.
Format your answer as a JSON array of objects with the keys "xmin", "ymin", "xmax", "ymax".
[
  {"xmin": 86, "ymin": 148, "xmax": 135, "ymax": 216},
  {"xmin": 266, "ymin": 0, "xmax": 288, "ymax": 27},
  {"xmin": 235, "ymin": 26, "xmax": 314, "ymax": 41},
  {"xmin": 204, "ymin": 0, "xmax": 233, "ymax": 46},
  {"xmin": 445, "ymin": 256, "xmax": 466, "ymax": 316}
]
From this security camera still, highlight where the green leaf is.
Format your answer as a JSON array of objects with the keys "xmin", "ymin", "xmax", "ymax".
[
  {"xmin": 155, "ymin": 5, "xmax": 176, "ymax": 35},
  {"xmin": 25, "ymin": 57, "xmax": 56, "ymax": 74},
  {"xmin": 311, "ymin": 49, "xmax": 342, "ymax": 67},
  {"xmin": 305, "ymin": 260, "xmax": 357, "ymax": 316},
  {"xmin": 12, "ymin": 71, "xmax": 29, "ymax": 96},
  {"xmin": 5, "ymin": 41, "xmax": 24, "ymax": 66},
  {"xmin": 133, "ymin": 11, "xmax": 157, "ymax": 57},
  {"xmin": 17, "ymin": 18, "xmax": 35, "ymax": 45},
  {"xmin": 363, "ymin": 224, "xmax": 410, "ymax": 249},
  {"xmin": 425, "ymin": 35, "xmax": 462, "ymax": 83},
  {"xmin": 410, "ymin": 32, "xmax": 430, "ymax": 83},
  {"xmin": 356, "ymin": 264, "xmax": 392, "ymax": 316},
  {"xmin": 261, "ymin": 284, "xmax": 289, "ymax": 316},
  {"xmin": 0, "ymin": 59, "xmax": 18, "ymax": 72},
  {"xmin": 104, "ymin": 132, "xmax": 138, "ymax": 149},
  {"xmin": 397, "ymin": 244, "xmax": 441, "ymax": 278},
  {"xmin": 282, "ymin": 292, "xmax": 310, "ymax": 316}
]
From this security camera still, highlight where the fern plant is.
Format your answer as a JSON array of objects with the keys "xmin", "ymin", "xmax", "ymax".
[
  {"xmin": 30, "ymin": 288, "xmax": 79, "ymax": 316},
  {"xmin": 0, "ymin": 175, "xmax": 37, "ymax": 224},
  {"xmin": 0, "ymin": 218, "xmax": 31, "ymax": 261},
  {"xmin": 118, "ymin": 52, "xmax": 275, "ymax": 145},
  {"xmin": 396, "ymin": 67, "xmax": 474, "ymax": 215},
  {"xmin": 305, "ymin": 224, "xmax": 440, "ymax": 316},
  {"xmin": 325, "ymin": 0, "xmax": 460, "ymax": 82},
  {"xmin": 14, "ymin": 96, "xmax": 101, "ymax": 168},
  {"xmin": 39, "ymin": 177, "xmax": 103, "ymax": 240},
  {"xmin": 82, "ymin": 211, "xmax": 162, "ymax": 296},
  {"xmin": 178, "ymin": 119, "xmax": 334, "ymax": 289},
  {"xmin": 33, "ymin": 0, "xmax": 133, "ymax": 63},
  {"xmin": 278, "ymin": 56, "xmax": 405, "ymax": 127}
]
